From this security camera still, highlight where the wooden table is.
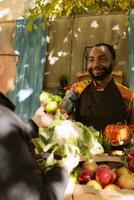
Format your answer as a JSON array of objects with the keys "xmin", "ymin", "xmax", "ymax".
[{"xmin": 64, "ymin": 183, "xmax": 134, "ymax": 200}]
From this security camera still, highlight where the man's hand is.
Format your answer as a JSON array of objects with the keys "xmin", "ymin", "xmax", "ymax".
[{"xmin": 32, "ymin": 105, "xmax": 54, "ymax": 128}]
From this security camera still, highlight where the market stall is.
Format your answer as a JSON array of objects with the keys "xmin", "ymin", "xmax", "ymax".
[{"xmin": 34, "ymin": 91, "xmax": 134, "ymax": 200}]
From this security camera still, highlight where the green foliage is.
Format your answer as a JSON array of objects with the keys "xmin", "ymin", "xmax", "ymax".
[
  {"xmin": 97, "ymin": 132, "xmax": 111, "ymax": 153},
  {"xmin": 32, "ymin": 113, "xmax": 104, "ymax": 173},
  {"xmin": 59, "ymin": 73, "xmax": 68, "ymax": 88},
  {"xmin": 25, "ymin": 0, "xmax": 134, "ymax": 30}
]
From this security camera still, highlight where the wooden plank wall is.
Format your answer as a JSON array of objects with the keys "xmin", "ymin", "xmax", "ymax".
[{"xmin": 44, "ymin": 13, "xmax": 129, "ymax": 92}]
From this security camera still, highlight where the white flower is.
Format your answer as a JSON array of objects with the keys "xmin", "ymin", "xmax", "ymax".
[
  {"xmin": 48, "ymin": 56, "xmax": 59, "ymax": 65},
  {"xmin": 112, "ymin": 24, "xmax": 120, "ymax": 31},
  {"xmin": 57, "ymin": 51, "xmax": 68, "ymax": 57},
  {"xmin": 63, "ymin": 37, "xmax": 68, "ymax": 43},
  {"xmin": 46, "ymin": 36, "xmax": 51, "ymax": 43},
  {"xmin": 90, "ymin": 21, "xmax": 99, "ymax": 29}
]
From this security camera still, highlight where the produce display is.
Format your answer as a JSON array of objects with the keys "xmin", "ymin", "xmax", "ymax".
[
  {"xmin": 33, "ymin": 91, "xmax": 104, "ymax": 171},
  {"xmin": 70, "ymin": 151, "xmax": 134, "ymax": 190},
  {"xmin": 32, "ymin": 91, "xmax": 134, "ymax": 192}
]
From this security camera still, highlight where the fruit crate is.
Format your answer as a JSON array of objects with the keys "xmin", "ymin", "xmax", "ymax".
[
  {"xmin": 64, "ymin": 183, "xmax": 134, "ymax": 200},
  {"xmin": 64, "ymin": 153, "xmax": 134, "ymax": 200},
  {"xmin": 94, "ymin": 154, "xmax": 124, "ymax": 169}
]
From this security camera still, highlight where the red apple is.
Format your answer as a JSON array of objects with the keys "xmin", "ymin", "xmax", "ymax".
[
  {"xmin": 112, "ymin": 168, "xmax": 118, "ymax": 183},
  {"xmin": 95, "ymin": 165, "xmax": 114, "ymax": 187},
  {"xmin": 82, "ymin": 160, "xmax": 98, "ymax": 173},
  {"xmin": 79, "ymin": 168, "xmax": 95, "ymax": 184},
  {"xmin": 128, "ymin": 150, "xmax": 134, "ymax": 159},
  {"xmin": 128, "ymin": 158, "xmax": 134, "ymax": 171}
]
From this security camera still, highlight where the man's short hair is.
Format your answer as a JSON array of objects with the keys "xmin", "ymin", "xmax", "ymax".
[{"xmin": 93, "ymin": 43, "xmax": 116, "ymax": 60}]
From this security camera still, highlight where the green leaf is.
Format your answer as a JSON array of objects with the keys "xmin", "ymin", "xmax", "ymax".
[
  {"xmin": 32, "ymin": 138, "xmax": 46, "ymax": 153},
  {"xmin": 46, "ymin": 146, "xmax": 58, "ymax": 167}
]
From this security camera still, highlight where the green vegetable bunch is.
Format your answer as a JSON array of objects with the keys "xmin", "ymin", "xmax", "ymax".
[
  {"xmin": 32, "ymin": 110, "xmax": 104, "ymax": 174},
  {"xmin": 39, "ymin": 91, "xmax": 63, "ymax": 114}
]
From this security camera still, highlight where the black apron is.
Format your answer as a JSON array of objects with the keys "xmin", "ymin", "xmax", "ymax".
[{"xmin": 74, "ymin": 79, "xmax": 126, "ymax": 131}]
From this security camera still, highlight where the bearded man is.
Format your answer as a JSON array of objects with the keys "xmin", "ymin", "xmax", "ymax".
[{"xmin": 62, "ymin": 43, "xmax": 134, "ymax": 131}]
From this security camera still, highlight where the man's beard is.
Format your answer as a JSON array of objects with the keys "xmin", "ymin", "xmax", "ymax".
[{"xmin": 88, "ymin": 62, "xmax": 113, "ymax": 81}]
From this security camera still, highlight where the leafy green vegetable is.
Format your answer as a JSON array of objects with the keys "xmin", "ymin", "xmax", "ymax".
[
  {"xmin": 32, "ymin": 111, "xmax": 104, "ymax": 173},
  {"xmin": 97, "ymin": 132, "xmax": 111, "ymax": 153}
]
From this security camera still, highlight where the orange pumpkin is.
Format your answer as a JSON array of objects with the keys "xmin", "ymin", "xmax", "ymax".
[{"xmin": 104, "ymin": 124, "xmax": 132, "ymax": 145}]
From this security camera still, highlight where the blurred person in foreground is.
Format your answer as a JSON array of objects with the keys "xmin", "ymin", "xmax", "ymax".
[
  {"xmin": 0, "ymin": 37, "xmax": 79, "ymax": 200},
  {"xmin": 62, "ymin": 43, "xmax": 134, "ymax": 132}
]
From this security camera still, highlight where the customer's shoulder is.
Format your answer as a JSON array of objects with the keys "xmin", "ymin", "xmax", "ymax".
[
  {"xmin": 0, "ymin": 105, "xmax": 23, "ymax": 126},
  {"xmin": 0, "ymin": 104, "xmax": 12, "ymax": 113},
  {"xmin": 70, "ymin": 79, "xmax": 91, "ymax": 94}
]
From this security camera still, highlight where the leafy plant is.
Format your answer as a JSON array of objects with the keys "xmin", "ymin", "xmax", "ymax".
[
  {"xmin": 32, "ymin": 110, "xmax": 104, "ymax": 174},
  {"xmin": 25, "ymin": 0, "xmax": 134, "ymax": 30},
  {"xmin": 97, "ymin": 132, "xmax": 111, "ymax": 153},
  {"xmin": 59, "ymin": 73, "xmax": 68, "ymax": 88}
]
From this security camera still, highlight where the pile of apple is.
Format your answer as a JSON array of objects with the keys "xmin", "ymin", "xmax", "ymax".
[
  {"xmin": 73, "ymin": 159, "xmax": 134, "ymax": 190},
  {"xmin": 39, "ymin": 91, "xmax": 63, "ymax": 114}
]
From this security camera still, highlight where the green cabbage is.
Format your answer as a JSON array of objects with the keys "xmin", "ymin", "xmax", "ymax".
[{"xmin": 32, "ymin": 111, "xmax": 104, "ymax": 172}]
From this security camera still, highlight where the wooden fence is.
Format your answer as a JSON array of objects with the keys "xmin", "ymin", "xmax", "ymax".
[{"xmin": 44, "ymin": 13, "xmax": 129, "ymax": 93}]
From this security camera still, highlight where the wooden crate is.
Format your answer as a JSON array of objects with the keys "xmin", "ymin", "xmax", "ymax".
[{"xmin": 64, "ymin": 183, "xmax": 134, "ymax": 200}]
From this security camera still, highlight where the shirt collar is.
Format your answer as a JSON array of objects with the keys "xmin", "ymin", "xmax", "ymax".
[{"xmin": 0, "ymin": 92, "xmax": 15, "ymax": 111}]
